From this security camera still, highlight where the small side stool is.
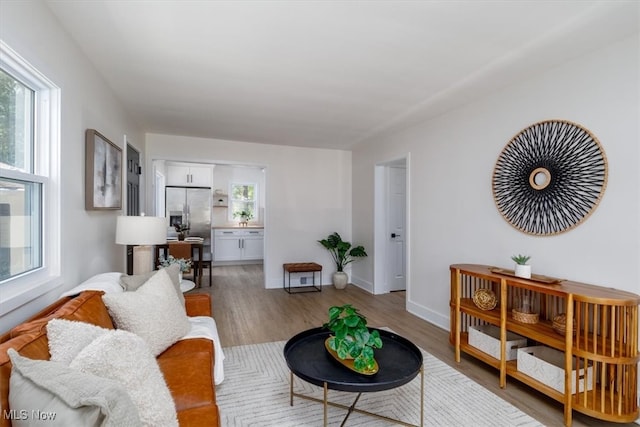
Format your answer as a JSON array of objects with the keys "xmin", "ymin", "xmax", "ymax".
[{"xmin": 283, "ymin": 263, "xmax": 322, "ymax": 294}]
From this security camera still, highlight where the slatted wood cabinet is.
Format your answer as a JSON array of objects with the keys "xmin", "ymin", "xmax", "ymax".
[{"xmin": 449, "ymin": 264, "xmax": 639, "ymax": 426}]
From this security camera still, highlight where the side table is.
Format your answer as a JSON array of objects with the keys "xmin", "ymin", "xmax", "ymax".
[
  {"xmin": 283, "ymin": 262, "xmax": 322, "ymax": 293},
  {"xmin": 284, "ymin": 327, "xmax": 424, "ymax": 426},
  {"xmin": 180, "ymin": 279, "xmax": 196, "ymax": 293}
]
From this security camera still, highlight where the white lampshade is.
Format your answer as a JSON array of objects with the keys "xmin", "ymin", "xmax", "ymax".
[{"xmin": 115, "ymin": 215, "xmax": 167, "ymax": 245}]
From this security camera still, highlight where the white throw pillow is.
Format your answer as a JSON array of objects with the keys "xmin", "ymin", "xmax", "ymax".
[
  {"xmin": 102, "ymin": 268, "xmax": 190, "ymax": 355},
  {"xmin": 70, "ymin": 330, "xmax": 178, "ymax": 427},
  {"xmin": 47, "ymin": 318, "xmax": 109, "ymax": 365},
  {"xmin": 120, "ymin": 264, "xmax": 185, "ymax": 308},
  {"xmin": 8, "ymin": 349, "xmax": 141, "ymax": 427}
]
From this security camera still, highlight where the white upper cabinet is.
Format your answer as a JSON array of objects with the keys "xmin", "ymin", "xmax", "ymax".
[{"xmin": 167, "ymin": 164, "xmax": 212, "ymax": 187}]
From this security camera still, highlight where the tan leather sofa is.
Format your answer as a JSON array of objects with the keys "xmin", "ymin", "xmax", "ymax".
[{"xmin": 0, "ymin": 290, "xmax": 220, "ymax": 427}]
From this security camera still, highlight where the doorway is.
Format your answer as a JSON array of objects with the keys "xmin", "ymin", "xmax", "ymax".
[
  {"xmin": 125, "ymin": 142, "xmax": 141, "ymax": 275},
  {"xmin": 374, "ymin": 156, "xmax": 408, "ymax": 295}
]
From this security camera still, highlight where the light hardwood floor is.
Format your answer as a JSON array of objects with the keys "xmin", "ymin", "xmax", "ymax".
[{"xmin": 189, "ymin": 265, "xmax": 637, "ymax": 427}]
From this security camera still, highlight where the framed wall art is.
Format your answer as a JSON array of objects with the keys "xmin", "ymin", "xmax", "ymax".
[
  {"xmin": 85, "ymin": 129, "xmax": 122, "ymax": 210},
  {"xmin": 492, "ymin": 119, "xmax": 607, "ymax": 236}
]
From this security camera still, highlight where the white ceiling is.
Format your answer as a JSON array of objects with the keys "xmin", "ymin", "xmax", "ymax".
[{"xmin": 45, "ymin": 1, "xmax": 639, "ymax": 150}]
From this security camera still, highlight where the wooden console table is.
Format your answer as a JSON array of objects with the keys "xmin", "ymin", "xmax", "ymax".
[{"xmin": 449, "ymin": 264, "xmax": 639, "ymax": 426}]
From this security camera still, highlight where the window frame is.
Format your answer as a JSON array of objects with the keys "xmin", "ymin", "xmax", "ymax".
[
  {"xmin": 228, "ymin": 181, "xmax": 258, "ymax": 222},
  {"xmin": 0, "ymin": 40, "xmax": 62, "ymax": 317}
]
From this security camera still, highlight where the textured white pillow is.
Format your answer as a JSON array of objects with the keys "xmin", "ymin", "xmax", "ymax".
[
  {"xmin": 102, "ymin": 268, "xmax": 190, "ymax": 355},
  {"xmin": 120, "ymin": 264, "xmax": 185, "ymax": 308},
  {"xmin": 8, "ymin": 349, "xmax": 140, "ymax": 427},
  {"xmin": 70, "ymin": 330, "xmax": 178, "ymax": 427},
  {"xmin": 47, "ymin": 319, "xmax": 110, "ymax": 365}
]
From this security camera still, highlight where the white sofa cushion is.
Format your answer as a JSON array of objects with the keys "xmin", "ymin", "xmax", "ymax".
[
  {"xmin": 102, "ymin": 268, "xmax": 190, "ymax": 356},
  {"xmin": 120, "ymin": 264, "xmax": 185, "ymax": 307}
]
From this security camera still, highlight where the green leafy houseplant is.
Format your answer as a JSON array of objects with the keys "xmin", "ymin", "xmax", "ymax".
[
  {"xmin": 323, "ymin": 304, "xmax": 382, "ymax": 373},
  {"xmin": 233, "ymin": 210, "xmax": 253, "ymax": 221},
  {"xmin": 318, "ymin": 232, "xmax": 367, "ymax": 272},
  {"xmin": 511, "ymin": 254, "xmax": 531, "ymax": 265}
]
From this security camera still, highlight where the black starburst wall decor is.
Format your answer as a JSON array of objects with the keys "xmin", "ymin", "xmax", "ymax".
[{"xmin": 492, "ymin": 120, "xmax": 608, "ymax": 236}]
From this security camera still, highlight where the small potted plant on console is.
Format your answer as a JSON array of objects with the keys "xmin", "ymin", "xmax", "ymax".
[
  {"xmin": 511, "ymin": 254, "xmax": 531, "ymax": 279},
  {"xmin": 323, "ymin": 304, "xmax": 383, "ymax": 374}
]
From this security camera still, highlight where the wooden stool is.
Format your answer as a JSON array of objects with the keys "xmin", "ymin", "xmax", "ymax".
[{"xmin": 283, "ymin": 263, "xmax": 322, "ymax": 293}]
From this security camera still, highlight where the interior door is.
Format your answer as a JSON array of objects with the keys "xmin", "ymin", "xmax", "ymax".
[
  {"xmin": 125, "ymin": 143, "xmax": 140, "ymax": 274},
  {"xmin": 126, "ymin": 144, "xmax": 140, "ymax": 216},
  {"xmin": 387, "ymin": 166, "xmax": 406, "ymax": 291}
]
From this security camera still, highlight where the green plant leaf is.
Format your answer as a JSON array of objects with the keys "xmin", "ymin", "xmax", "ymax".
[
  {"xmin": 327, "ymin": 336, "xmax": 337, "ymax": 351},
  {"xmin": 328, "ymin": 306, "xmax": 341, "ymax": 321},
  {"xmin": 334, "ymin": 324, "xmax": 347, "ymax": 340},
  {"xmin": 344, "ymin": 314, "xmax": 360, "ymax": 328},
  {"xmin": 361, "ymin": 345, "xmax": 374, "ymax": 360},
  {"xmin": 369, "ymin": 330, "xmax": 383, "ymax": 348},
  {"xmin": 337, "ymin": 344, "xmax": 349, "ymax": 359}
]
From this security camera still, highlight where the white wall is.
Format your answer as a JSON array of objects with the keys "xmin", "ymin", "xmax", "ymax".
[
  {"xmin": 145, "ymin": 133, "xmax": 352, "ymax": 288},
  {"xmin": 0, "ymin": 1, "xmax": 145, "ymax": 332},
  {"xmin": 351, "ymin": 35, "xmax": 639, "ymax": 329}
]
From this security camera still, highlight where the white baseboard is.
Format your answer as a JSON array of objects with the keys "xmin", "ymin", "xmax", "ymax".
[
  {"xmin": 406, "ymin": 299, "xmax": 449, "ymax": 331},
  {"xmin": 350, "ymin": 274, "xmax": 373, "ymax": 293}
]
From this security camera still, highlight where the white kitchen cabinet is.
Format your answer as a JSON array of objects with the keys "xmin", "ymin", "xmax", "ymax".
[
  {"xmin": 214, "ymin": 229, "xmax": 263, "ymax": 261},
  {"xmin": 167, "ymin": 164, "xmax": 212, "ymax": 187},
  {"xmin": 241, "ymin": 230, "xmax": 264, "ymax": 260}
]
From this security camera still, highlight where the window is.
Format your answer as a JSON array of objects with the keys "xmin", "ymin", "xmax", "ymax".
[
  {"xmin": 229, "ymin": 182, "xmax": 257, "ymax": 221},
  {"xmin": 0, "ymin": 41, "xmax": 60, "ymax": 314}
]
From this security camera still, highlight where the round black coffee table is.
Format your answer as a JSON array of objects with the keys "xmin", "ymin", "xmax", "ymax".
[{"xmin": 284, "ymin": 327, "xmax": 423, "ymax": 426}]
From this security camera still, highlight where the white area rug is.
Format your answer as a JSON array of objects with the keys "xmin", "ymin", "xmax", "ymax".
[{"xmin": 216, "ymin": 340, "xmax": 543, "ymax": 426}]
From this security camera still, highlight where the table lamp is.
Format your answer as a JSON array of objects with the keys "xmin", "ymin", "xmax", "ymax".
[{"xmin": 116, "ymin": 214, "xmax": 167, "ymax": 274}]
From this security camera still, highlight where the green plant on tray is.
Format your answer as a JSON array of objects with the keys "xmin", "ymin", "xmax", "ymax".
[{"xmin": 322, "ymin": 304, "xmax": 382, "ymax": 373}]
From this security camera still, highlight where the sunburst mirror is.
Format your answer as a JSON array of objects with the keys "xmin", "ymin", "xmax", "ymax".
[{"xmin": 492, "ymin": 119, "xmax": 608, "ymax": 236}]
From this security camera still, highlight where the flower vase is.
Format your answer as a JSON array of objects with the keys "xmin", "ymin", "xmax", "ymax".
[
  {"xmin": 178, "ymin": 271, "xmax": 183, "ymax": 284},
  {"xmin": 178, "ymin": 232, "xmax": 185, "ymax": 241}
]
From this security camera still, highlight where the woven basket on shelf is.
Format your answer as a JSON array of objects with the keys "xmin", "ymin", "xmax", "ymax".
[
  {"xmin": 472, "ymin": 288, "xmax": 497, "ymax": 311},
  {"xmin": 512, "ymin": 309, "xmax": 539, "ymax": 324},
  {"xmin": 552, "ymin": 313, "xmax": 576, "ymax": 335}
]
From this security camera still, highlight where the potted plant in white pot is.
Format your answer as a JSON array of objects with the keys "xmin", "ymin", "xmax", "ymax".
[
  {"xmin": 512, "ymin": 254, "xmax": 531, "ymax": 278},
  {"xmin": 233, "ymin": 210, "xmax": 253, "ymax": 227},
  {"xmin": 318, "ymin": 232, "xmax": 367, "ymax": 289}
]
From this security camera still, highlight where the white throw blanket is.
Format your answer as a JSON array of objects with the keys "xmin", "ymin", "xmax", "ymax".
[{"xmin": 184, "ymin": 316, "xmax": 225, "ymax": 385}]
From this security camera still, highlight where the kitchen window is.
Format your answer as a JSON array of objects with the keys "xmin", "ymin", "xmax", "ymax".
[
  {"xmin": 229, "ymin": 182, "xmax": 257, "ymax": 221},
  {"xmin": 0, "ymin": 41, "xmax": 61, "ymax": 314}
]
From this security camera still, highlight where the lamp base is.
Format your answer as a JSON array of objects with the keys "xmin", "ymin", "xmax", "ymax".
[{"xmin": 133, "ymin": 245, "xmax": 154, "ymax": 275}]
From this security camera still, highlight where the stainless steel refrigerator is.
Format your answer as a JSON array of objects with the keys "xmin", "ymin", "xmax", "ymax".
[{"xmin": 165, "ymin": 186, "xmax": 211, "ymax": 249}]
